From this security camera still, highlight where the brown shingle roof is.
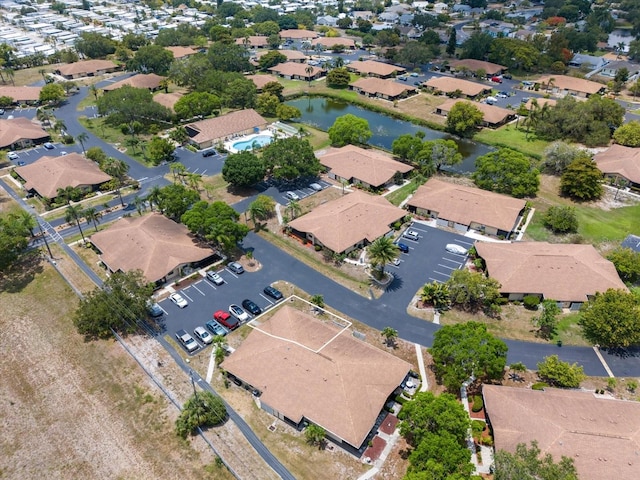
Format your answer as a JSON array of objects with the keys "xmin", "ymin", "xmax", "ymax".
[
  {"xmin": 256, "ymin": 49, "xmax": 307, "ymax": 62},
  {"xmin": 103, "ymin": 73, "xmax": 165, "ymax": 91},
  {"xmin": 246, "ymin": 74, "xmax": 281, "ymax": 90},
  {"xmin": 525, "ymin": 97, "xmax": 557, "ymax": 110},
  {"xmin": 164, "ymin": 46, "xmax": 198, "ymax": 59},
  {"xmin": 347, "ymin": 60, "xmax": 406, "ymax": 77},
  {"xmin": 425, "ymin": 76, "xmax": 491, "ymax": 96},
  {"xmin": 483, "ymin": 385, "xmax": 640, "ymax": 480},
  {"xmin": 319, "ymin": 145, "xmax": 413, "ymax": 188},
  {"xmin": 288, "ymin": 190, "xmax": 405, "ymax": 253},
  {"xmin": 55, "ymin": 59, "xmax": 118, "ymax": 76},
  {"xmin": 594, "ymin": 144, "xmax": 640, "ymax": 184},
  {"xmin": 268, "ymin": 62, "xmax": 324, "ymax": 78},
  {"xmin": 15, "ymin": 152, "xmax": 111, "ymax": 198},
  {"xmin": 407, "ymin": 178, "xmax": 525, "ymax": 232},
  {"xmin": 448, "ymin": 59, "xmax": 505, "ymax": 75},
  {"xmin": 351, "ymin": 77, "xmax": 417, "ymax": 98},
  {"xmin": 474, "ymin": 241, "xmax": 627, "ymax": 302},
  {"xmin": 279, "ymin": 29, "xmax": 319, "ymax": 40},
  {"xmin": 536, "ymin": 75, "xmax": 604, "ymax": 95},
  {"xmin": 90, "ymin": 213, "xmax": 213, "ymax": 283},
  {"xmin": 0, "ymin": 86, "xmax": 42, "ymax": 102},
  {"xmin": 436, "ymin": 99, "xmax": 513, "ymax": 125},
  {"xmin": 234, "ymin": 36, "xmax": 269, "ymax": 47},
  {"xmin": 0, "ymin": 118, "xmax": 49, "ymax": 149},
  {"xmin": 185, "ymin": 109, "xmax": 267, "ymax": 145},
  {"xmin": 311, "ymin": 37, "xmax": 356, "ymax": 48},
  {"xmin": 153, "ymin": 91, "xmax": 182, "ymax": 111},
  {"xmin": 222, "ymin": 305, "xmax": 411, "ymax": 448}
]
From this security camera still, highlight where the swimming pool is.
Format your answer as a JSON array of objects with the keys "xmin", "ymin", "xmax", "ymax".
[{"xmin": 231, "ymin": 134, "xmax": 273, "ymax": 151}]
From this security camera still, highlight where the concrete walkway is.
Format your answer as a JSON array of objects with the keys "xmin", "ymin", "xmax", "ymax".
[
  {"xmin": 357, "ymin": 428, "xmax": 402, "ymax": 480},
  {"xmin": 415, "ymin": 343, "xmax": 429, "ymax": 392}
]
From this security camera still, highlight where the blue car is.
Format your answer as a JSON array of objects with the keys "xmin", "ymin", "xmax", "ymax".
[
  {"xmin": 397, "ymin": 243, "xmax": 410, "ymax": 253},
  {"xmin": 206, "ymin": 319, "xmax": 227, "ymax": 337}
]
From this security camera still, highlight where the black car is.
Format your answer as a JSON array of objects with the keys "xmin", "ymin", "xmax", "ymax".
[
  {"xmin": 502, "ymin": 73, "xmax": 512, "ymax": 79},
  {"xmin": 242, "ymin": 299, "xmax": 262, "ymax": 316},
  {"xmin": 202, "ymin": 149, "xmax": 217, "ymax": 157},
  {"xmin": 263, "ymin": 285, "xmax": 283, "ymax": 301}
]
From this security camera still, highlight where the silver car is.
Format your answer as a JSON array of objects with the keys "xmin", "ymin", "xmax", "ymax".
[
  {"xmin": 194, "ymin": 326, "xmax": 213, "ymax": 344},
  {"xmin": 206, "ymin": 270, "xmax": 224, "ymax": 285},
  {"xmin": 229, "ymin": 304, "xmax": 250, "ymax": 322},
  {"xmin": 445, "ymin": 244, "xmax": 469, "ymax": 256},
  {"xmin": 285, "ymin": 191, "xmax": 300, "ymax": 201},
  {"xmin": 169, "ymin": 292, "xmax": 188, "ymax": 308}
]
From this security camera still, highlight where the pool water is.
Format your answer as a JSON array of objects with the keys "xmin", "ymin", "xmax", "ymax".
[{"xmin": 232, "ymin": 135, "xmax": 273, "ymax": 151}]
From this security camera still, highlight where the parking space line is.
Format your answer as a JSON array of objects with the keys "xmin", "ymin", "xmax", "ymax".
[
  {"xmin": 225, "ymin": 269, "xmax": 238, "ymax": 278},
  {"xmin": 456, "ymin": 239, "xmax": 474, "ymax": 246},
  {"xmin": 442, "ymin": 257, "xmax": 463, "ymax": 263},
  {"xmin": 437, "ymin": 263, "xmax": 458, "ymax": 270},
  {"xmin": 181, "ymin": 291, "xmax": 194, "ymax": 302},
  {"xmin": 428, "ymin": 277, "xmax": 445, "ymax": 283},
  {"xmin": 433, "ymin": 270, "xmax": 452, "ymax": 277},
  {"xmin": 259, "ymin": 293, "xmax": 274, "ymax": 305},
  {"xmin": 203, "ymin": 280, "xmax": 217, "ymax": 290},
  {"xmin": 191, "ymin": 282, "xmax": 206, "ymax": 296}
]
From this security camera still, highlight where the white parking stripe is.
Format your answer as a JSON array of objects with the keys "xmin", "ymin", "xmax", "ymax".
[
  {"xmin": 408, "ymin": 226, "xmax": 430, "ymax": 233},
  {"xmin": 428, "ymin": 277, "xmax": 444, "ymax": 283},
  {"xmin": 433, "ymin": 270, "xmax": 452, "ymax": 277},
  {"xmin": 203, "ymin": 280, "xmax": 217, "ymax": 290},
  {"xmin": 225, "ymin": 269, "xmax": 238, "ymax": 278},
  {"xmin": 442, "ymin": 257, "xmax": 463, "ymax": 264},
  {"xmin": 181, "ymin": 291, "xmax": 193, "ymax": 302},
  {"xmin": 260, "ymin": 293, "xmax": 274, "ymax": 305},
  {"xmin": 191, "ymin": 283, "xmax": 206, "ymax": 296},
  {"xmin": 438, "ymin": 263, "xmax": 457, "ymax": 270}
]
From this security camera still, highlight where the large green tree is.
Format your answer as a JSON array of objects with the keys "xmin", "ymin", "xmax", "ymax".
[
  {"xmin": 613, "ymin": 120, "xmax": 640, "ymax": 146},
  {"xmin": 181, "ymin": 201, "xmax": 250, "ymax": 252},
  {"xmin": 606, "ymin": 247, "xmax": 640, "ymax": 284},
  {"xmin": 0, "ymin": 211, "xmax": 35, "ymax": 272},
  {"xmin": 127, "ymin": 44, "xmax": 174, "ymax": 75},
  {"xmin": 579, "ymin": 289, "xmax": 640, "ymax": 348},
  {"xmin": 429, "ymin": 322, "xmax": 508, "ymax": 391},
  {"xmin": 75, "ymin": 32, "xmax": 116, "ymax": 58},
  {"xmin": 258, "ymin": 50, "xmax": 287, "ymax": 71},
  {"xmin": 39, "ymin": 83, "xmax": 65, "ymax": 104},
  {"xmin": 543, "ymin": 205, "xmax": 578, "ymax": 234},
  {"xmin": 560, "ymin": 156, "xmax": 603, "ymax": 201},
  {"xmin": 494, "ymin": 441, "xmax": 578, "ymax": 480},
  {"xmin": 446, "ymin": 269, "xmax": 503, "ymax": 315},
  {"xmin": 174, "ymin": 91, "xmax": 221, "ymax": 120},
  {"xmin": 445, "ymin": 101, "xmax": 483, "ymax": 138},
  {"xmin": 328, "ymin": 114, "xmax": 372, "ymax": 147},
  {"xmin": 96, "ymin": 85, "xmax": 172, "ymax": 128},
  {"xmin": 156, "ymin": 184, "xmax": 200, "ymax": 220},
  {"xmin": 537, "ymin": 355, "xmax": 586, "ymax": 388},
  {"xmin": 207, "ymin": 41, "xmax": 253, "ymax": 73},
  {"xmin": 73, "ymin": 270, "xmax": 154, "ymax": 338},
  {"xmin": 326, "ymin": 67, "xmax": 351, "ymax": 88},
  {"xmin": 175, "ymin": 391, "xmax": 227, "ymax": 438},
  {"xmin": 472, "ymin": 148, "xmax": 540, "ymax": 198},
  {"xmin": 262, "ymin": 137, "xmax": 321, "ymax": 180},
  {"xmin": 146, "ymin": 137, "xmax": 175, "ymax": 166},
  {"xmin": 222, "ymin": 151, "xmax": 266, "ymax": 187}
]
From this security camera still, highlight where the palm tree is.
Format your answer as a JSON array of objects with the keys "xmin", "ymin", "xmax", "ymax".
[
  {"xmin": 133, "ymin": 195, "xmax": 146, "ymax": 215},
  {"xmin": 367, "ymin": 236, "xmax": 399, "ymax": 279},
  {"xmin": 145, "ymin": 185, "xmax": 162, "ymax": 211},
  {"xmin": 169, "ymin": 162, "xmax": 187, "ymax": 184},
  {"xmin": 53, "ymin": 119, "xmax": 67, "ymax": 135},
  {"xmin": 186, "ymin": 172, "xmax": 203, "ymax": 192},
  {"xmin": 65, "ymin": 204, "xmax": 86, "ymax": 243},
  {"xmin": 381, "ymin": 327, "xmax": 398, "ymax": 348},
  {"xmin": 89, "ymin": 84, "xmax": 98, "ymax": 101},
  {"xmin": 56, "ymin": 186, "xmax": 81, "ymax": 205},
  {"xmin": 82, "ymin": 207, "xmax": 102, "ymax": 232},
  {"xmin": 76, "ymin": 132, "xmax": 88, "ymax": 155},
  {"xmin": 16, "ymin": 210, "xmax": 37, "ymax": 236},
  {"xmin": 36, "ymin": 108, "xmax": 53, "ymax": 128},
  {"xmin": 103, "ymin": 158, "xmax": 129, "ymax": 206},
  {"xmin": 420, "ymin": 282, "xmax": 451, "ymax": 311},
  {"xmin": 334, "ymin": 56, "xmax": 344, "ymax": 68},
  {"xmin": 305, "ymin": 65, "xmax": 314, "ymax": 87},
  {"xmin": 38, "ymin": 68, "xmax": 47, "ymax": 82},
  {"xmin": 288, "ymin": 199, "xmax": 301, "ymax": 219}
]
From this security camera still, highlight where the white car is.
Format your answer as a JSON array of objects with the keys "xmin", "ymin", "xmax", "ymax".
[
  {"xmin": 229, "ymin": 304, "xmax": 250, "ymax": 323},
  {"xmin": 169, "ymin": 293, "xmax": 188, "ymax": 308},
  {"xmin": 194, "ymin": 326, "xmax": 213, "ymax": 344},
  {"xmin": 8, "ymin": 152, "xmax": 19, "ymax": 160},
  {"xmin": 309, "ymin": 182, "xmax": 323, "ymax": 192},
  {"xmin": 403, "ymin": 229, "xmax": 420, "ymax": 241},
  {"xmin": 445, "ymin": 244, "xmax": 469, "ymax": 256},
  {"xmin": 285, "ymin": 191, "xmax": 300, "ymax": 201},
  {"xmin": 175, "ymin": 329, "xmax": 198, "ymax": 352},
  {"xmin": 206, "ymin": 270, "xmax": 224, "ymax": 285}
]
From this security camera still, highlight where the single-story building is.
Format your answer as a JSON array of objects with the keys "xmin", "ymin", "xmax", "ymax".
[
  {"xmin": 434, "ymin": 99, "xmax": 515, "ymax": 128},
  {"xmin": 268, "ymin": 62, "xmax": 325, "ymax": 81},
  {"xmin": 484, "ymin": 385, "xmax": 640, "ymax": 480},
  {"xmin": 90, "ymin": 212, "xmax": 216, "ymax": 284},
  {"xmin": 0, "ymin": 86, "xmax": 42, "ymax": 104},
  {"xmin": 535, "ymin": 75, "xmax": 605, "ymax": 98},
  {"xmin": 407, "ymin": 179, "xmax": 525, "ymax": 238},
  {"xmin": 235, "ymin": 36, "xmax": 269, "ymax": 49},
  {"xmin": 347, "ymin": 60, "xmax": 406, "ymax": 78},
  {"xmin": 164, "ymin": 45, "xmax": 198, "ymax": 59},
  {"xmin": 288, "ymin": 190, "xmax": 405, "ymax": 254},
  {"xmin": 0, "ymin": 118, "xmax": 49, "ymax": 150},
  {"xmin": 621, "ymin": 234, "xmax": 640, "ymax": 252},
  {"xmin": 246, "ymin": 74, "xmax": 281, "ymax": 92},
  {"xmin": 524, "ymin": 97, "xmax": 557, "ymax": 110},
  {"xmin": 102, "ymin": 73, "xmax": 165, "ymax": 92},
  {"xmin": 279, "ymin": 29, "xmax": 319, "ymax": 41},
  {"xmin": 319, "ymin": 145, "xmax": 413, "ymax": 190},
  {"xmin": 593, "ymin": 144, "xmax": 640, "ymax": 189},
  {"xmin": 153, "ymin": 91, "xmax": 183, "ymax": 111},
  {"xmin": 14, "ymin": 152, "xmax": 111, "ymax": 199},
  {"xmin": 55, "ymin": 59, "xmax": 121, "ymax": 79},
  {"xmin": 424, "ymin": 77, "xmax": 492, "ymax": 99},
  {"xmin": 184, "ymin": 109, "xmax": 268, "ymax": 149},
  {"xmin": 598, "ymin": 60, "xmax": 640, "ymax": 78},
  {"xmin": 311, "ymin": 37, "xmax": 356, "ymax": 50},
  {"xmin": 474, "ymin": 241, "xmax": 627, "ymax": 309},
  {"xmin": 255, "ymin": 49, "xmax": 307, "ymax": 63},
  {"xmin": 222, "ymin": 304, "xmax": 411, "ymax": 450},
  {"xmin": 445, "ymin": 59, "xmax": 506, "ymax": 77},
  {"xmin": 350, "ymin": 77, "xmax": 418, "ymax": 101}
]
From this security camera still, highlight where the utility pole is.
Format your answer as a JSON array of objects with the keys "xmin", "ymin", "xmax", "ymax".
[
  {"xmin": 189, "ymin": 369, "xmax": 198, "ymax": 400},
  {"xmin": 37, "ymin": 220, "xmax": 53, "ymax": 259}
]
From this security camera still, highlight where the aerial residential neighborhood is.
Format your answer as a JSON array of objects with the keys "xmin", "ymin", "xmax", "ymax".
[{"xmin": 1, "ymin": 0, "xmax": 640, "ymax": 479}]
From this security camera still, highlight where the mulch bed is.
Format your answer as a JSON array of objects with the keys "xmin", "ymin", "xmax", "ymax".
[
  {"xmin": 363, "ymin": 435, "xmax": 387, "ymax": 462},
  {"xmin": 379, "ymin": 413, "xmax": 398, "ymax": 435}
]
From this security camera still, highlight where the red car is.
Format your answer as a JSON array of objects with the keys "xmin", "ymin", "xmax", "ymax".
[
  {"xmin": 214, "ymin": 310, "xmax": 239, "ymax": 330},
  {"xmin": 491, "ymin": 76, "xmax": 502, "ymax": 83}
]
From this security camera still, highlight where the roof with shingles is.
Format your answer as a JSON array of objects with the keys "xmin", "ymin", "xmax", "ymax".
[
  {"xmin": 185, "ymin": 109, "xmax": 267, "ymax": 144},
  {"xmin": 103, "ymin": 73, "xmax": 165, "ymax": 91},
  {"xmin": 593, "ymin": 144, "xmax": 640, "ymax": 184},
  {"xmin": 0, "ymin": 117, "xmax": 49, "ymax": 149},
  {"xmin": 351, "ymin": 77, "xmax": 417, "ymax": 98},
  {"xmin": 347, "ymin": 60, "xmax": 406, "ymax": 76},
  {"xmin": 425, "ymin": 76, "xmax": 491, "ymax": 96}
]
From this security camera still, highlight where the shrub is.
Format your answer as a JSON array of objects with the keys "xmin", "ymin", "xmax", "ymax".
[
  {"xmin": 471, "ymin": 395, "xmax": 484, "ymax": 412},
  {"xmin": 543, "ymin": 205, "xmax": 578, "ymax": 234},
  {"xmin": 314, "ymin": 245, "xmax": 322, "ymax": 251},
  {"xmin": 471, "ymin": 420, "xmax": 486, "ymax": 435},
  {"xmin": 523, "ymin": 295, "xmax": 541, "ymax": 310},
  {"xmin": 395, "ymin": 395, "xmax": 407, "ymax": 404},
  {"xmin": 531, "ymin": 382, "xmax": 548, "ymax": 390},
  {"xmin": 627, "ymin": 380, "xmax": 638, "ymax": 393},
  {"xmin": 509, "ymin": 362, "xmax": 527, "ymax": 372},
  {"xmin": 61, "ymin": 134, "xmax": 75, "ymax": 144}
]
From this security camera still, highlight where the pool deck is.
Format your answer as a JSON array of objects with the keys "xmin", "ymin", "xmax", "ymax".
[{"xmin": 224, "ymin": 130, "xmax": 275, "ymax": 154}]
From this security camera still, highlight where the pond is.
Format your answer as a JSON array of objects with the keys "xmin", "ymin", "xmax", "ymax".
[{"xmin": 286, "ymin": 96, "xmax": 494, "ymax": 173}]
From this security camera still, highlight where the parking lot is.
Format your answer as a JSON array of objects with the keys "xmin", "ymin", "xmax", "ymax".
[
  {"xmin": 254, "ymin": 177, "xmax": 333, "ymax": 205},
  {"xmin": 6, "ymin": 142, "xmax": 76, "ymax": 166},
  {"xmin": 157, "ymin": 264, "xmax": 286, "ymax": 354}
]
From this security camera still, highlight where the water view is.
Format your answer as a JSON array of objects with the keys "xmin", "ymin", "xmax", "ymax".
[{"xmin": 286, "ymin": 96, "xmax": 494, "ymax": 173}]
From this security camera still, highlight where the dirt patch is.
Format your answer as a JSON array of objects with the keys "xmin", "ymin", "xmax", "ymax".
[
  {"xmin": 236, "ymin": 254, "xmax": 262, "ymax": 272},
  {"xmin": 363, "ymin": 436, "xmax": 387, "ymax": 462}
]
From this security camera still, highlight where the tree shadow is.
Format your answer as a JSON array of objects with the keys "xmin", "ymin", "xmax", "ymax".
[
  {"xmin": 0, "ymin": 252, "xmax": 44, "ymax": 293},
  {"xmin": 384, "ymin": 273, "xmax": 404, "ymax": 292},
  {"xmin": 604, "ymin": 346, "xmax": 640, "ymax": 359}
]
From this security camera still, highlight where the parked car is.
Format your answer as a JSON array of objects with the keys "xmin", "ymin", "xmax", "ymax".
[
  {"xmin": 485, "ymin": 96, "xmax": 498, "ymax": 104},
  {"xmin": 227, "ymin": 262, "xmax": 244, "ymax": 274},
  {"xmin": 414, "ymin": 81, "xmax": 422, "ymax": 86},
  {"xmin": 147, "ymin": 302, "xmax": 163, "ymax": 317},
  {"xmin": 206, "ymin": 270, "xmax": 224, "ymax": 285},
  {"xmin": 194, "ymin": 326, "xmax": 214, "ymax": 344},
  {"xmin": 7, "ymin": 152, "xmax": 19, "ymax": 160},
  {"xmin": 496, "ymin": 92, "xmax": 508, "ymax": 98},
  {"xmin": 521, "ymin": 97, "xmax": 531, "ymax": 103},
  {"xmin": 309, "ymin": 182, "xmax": 323, "ymax": 192},
  {"xmin": 285, "ymin": 191, "xmax": 300, "ymax": 201},
  {"xmin": 214, "ymin": 310, "xmax": 239, "ymax": 330},
  {"xmin": 59, "ymin": 151, "xmax": 68, "ymax": 156},
  {"xmin": 397, "ymin": 243, "xmax": 410, "ymax": 253},
  {"xmin": 410, "ymin": 72, "xmax": 419, "ymax": 77},
  {"xmin": 502, "ymin": 73, "xmax": 512, "ymax": 79},
  {"xmin": 206, "ymin": 319, "xmax": 228, "ymax": 337},
  {"xmin": 491, "ymin": 76, "xmax": 502, "ymax": 83},
  {"xmin": 43, "ymin": 142, "xmax": 55, "ymax": 149},
  {"xmin": 17, "ymin": 161, "xmax": 25, "ymax": 166},
  {"xmin": 176, "ymin": 329, "xmax": 199, "ymax": 352},
  {"xmin": 263, "ymin": 285, "xmax": 283, "ymax": 300},
  {"xmin": 397, "ymin": 75, "xmax": 408, "ymax": 81},
  {"xmin": 403, "ymin": 229, "xmax": 420, "ymax": 241},
  {"xmin": 229, "ymin": 304, "xmax": 250, "ymax": 322},
  {"xmin": 445, "ymin": 244, "xmax": 469, "ymax": 256},
  {"xmin": 242, "ymin": 299, "xmax": 262, "ymax": 316},
  {"xmin": 0, "ymin": 108, "xmax": 4, "ymax": 115},
  {"xmin": 169, "ymin": 292, "xmax": 188, "ymax": 308},
  {"xmin": 202, "ymin": 149, "xmax": 217, "ymax": 157}
]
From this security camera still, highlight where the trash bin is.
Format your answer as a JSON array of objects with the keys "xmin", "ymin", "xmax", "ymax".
[{"xmin": 557, "ymin": 340, "xmax": 563, "ymax": 347}]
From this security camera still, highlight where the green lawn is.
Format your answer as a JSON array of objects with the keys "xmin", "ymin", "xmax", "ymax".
[
  {"xmin": 78, "ymin": 116, "xmax": 149, "ymax": 165},
  {"xmin": 474, "ymin": 125, "xmax": 550, "ymax": 160},
  {"xmin": 386, "ymin": 178, "xmax": 423, "ymax": 206}
]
